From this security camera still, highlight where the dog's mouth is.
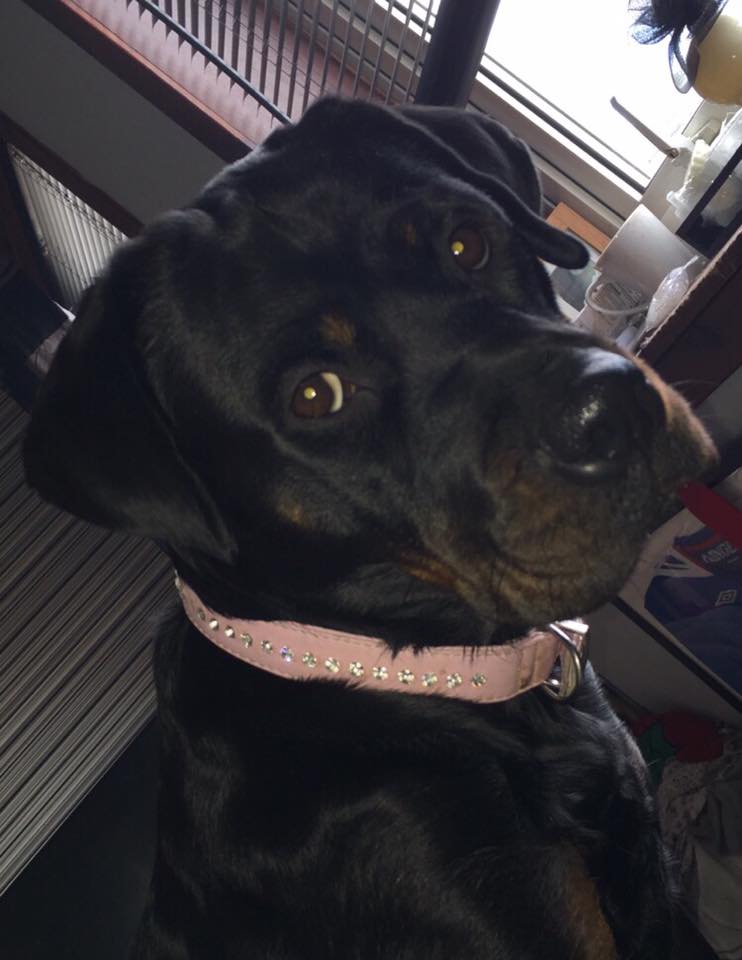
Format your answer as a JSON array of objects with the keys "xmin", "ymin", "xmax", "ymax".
[{"xmin": 406, "ymin": 374, "xmax": 717, "ymax": 634}]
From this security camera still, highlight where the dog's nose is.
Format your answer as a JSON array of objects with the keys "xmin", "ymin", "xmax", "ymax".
[{"xmin": 539, "ymin": 350, "xmax": 665, "ymax": 480}]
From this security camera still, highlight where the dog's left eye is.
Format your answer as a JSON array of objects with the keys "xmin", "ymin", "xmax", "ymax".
[
  {"xmin": 292, "ymin": 372, "xmax": 357, "ymax": 418},
  {"xmin": 449, "ymin": 225, "xmax": 490, "ymax": 271}
]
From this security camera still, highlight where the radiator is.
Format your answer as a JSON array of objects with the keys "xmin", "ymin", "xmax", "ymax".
[{"xmin": 9, "ymin": 147, "xmax": 127, "ymax": 310}]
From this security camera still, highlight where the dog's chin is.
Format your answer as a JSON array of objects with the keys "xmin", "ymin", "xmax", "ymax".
[
  {"xmin": 506, "ymin": 559, "xmax": 639, "ymax": 629},
  {"xmin": 460, "ymin": 542, "xmax": 641, "ymax": 635},
  {"xmin": 453, "ymin": 483, "xmax": 688, "ymax": 634}
]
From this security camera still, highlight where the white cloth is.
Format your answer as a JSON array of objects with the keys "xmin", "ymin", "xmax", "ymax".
[{"xmin": 658, "ymin": 730, "xmax": 742, "ymax": 958}]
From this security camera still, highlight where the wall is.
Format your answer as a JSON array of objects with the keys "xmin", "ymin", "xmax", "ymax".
[
  {"xmin": 0, "ymin": 0, "xmax": 228, "ymax": 224},
  {"xmin": 699, "ymin": 362, "xmax": 742, "ymax": 452},
  {"xmin": 589, "ymin": 603, "xmax": 741, "ymax": 724}
]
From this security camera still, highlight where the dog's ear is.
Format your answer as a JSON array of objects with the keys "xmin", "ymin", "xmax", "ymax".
[
  {"xmin": 397, "ymin": 105, "xmax": 589, "ymax": 270},
  {"xmin": 23, "ymin": 231, "xmax": 237, "ymax": 564}
]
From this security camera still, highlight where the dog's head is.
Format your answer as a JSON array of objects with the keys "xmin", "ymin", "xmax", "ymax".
[{"xmin": 24, "ymin": 99, "xmax": 715, "ymax": 647}]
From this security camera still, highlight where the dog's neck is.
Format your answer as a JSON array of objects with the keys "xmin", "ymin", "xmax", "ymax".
[{"xmin": 176, "ymin": 575, "xmax": 588, "ymax": 703}]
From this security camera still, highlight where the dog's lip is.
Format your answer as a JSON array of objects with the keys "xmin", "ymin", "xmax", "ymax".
[
  {"xmin": 656, "ymin": 456, "xmax": 718, "ymax": 502},
  {"xmin": 404, "ymin": 539, "xmax": 599, "ymax": 606}
]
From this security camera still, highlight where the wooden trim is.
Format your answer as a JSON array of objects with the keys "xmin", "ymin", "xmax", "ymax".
[
  {"xmin": 0, "ymin": 142, "xmax": 60, "ymax": 300},
  {"xmin": 639, "ymin": 225, "xmax": 742, "ymax": 408},
  {"xmin": 0, "ymin": 111, "xmax": 142, "ymax": 238},
  {"xmin": 546, "ymin": 202, "xmax": 610, "ymax": 253},
  {"xmin": 20, "ymin": 0, "xmax": 248, "ymax": 164}
]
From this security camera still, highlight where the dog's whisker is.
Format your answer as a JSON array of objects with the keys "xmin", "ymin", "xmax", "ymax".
[{"xmin": 669, "ymin": 378, "xmax": 717, "ymax": 391}]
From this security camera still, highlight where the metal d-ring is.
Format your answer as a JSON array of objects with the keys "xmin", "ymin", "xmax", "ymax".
[{"xmin": 540, "ymin": 622, "xmax": 587, "ymax": 701}]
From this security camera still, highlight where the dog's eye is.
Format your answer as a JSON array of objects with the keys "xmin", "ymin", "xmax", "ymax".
[
  {"xmin": 449, "ymin": 225, "xmax": 490, "ymax": 271},
  {"xmin": 292, "ymin": 372, "xmax": 357, "ymax": 418}
]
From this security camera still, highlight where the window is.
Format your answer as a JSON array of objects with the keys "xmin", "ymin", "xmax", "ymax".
[
  {"xmin": 481, "ymin": 0, "xmax": 701, "ymax": 187},
  {"xmin": 394, "ymin": 0, "xmax": 701, "ymax": 225},
  {"xmin": 49, "ymin": 0, "xmax": 702, "ymax": 228}
]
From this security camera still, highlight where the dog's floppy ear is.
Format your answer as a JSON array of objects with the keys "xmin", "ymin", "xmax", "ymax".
[
  {"xmin": 397, "ymin": 105, "xmax": 589, "ymax": 270},
  {"xmin": 23, "ymin": 232, "xmax": 237, "ymax": 564}
]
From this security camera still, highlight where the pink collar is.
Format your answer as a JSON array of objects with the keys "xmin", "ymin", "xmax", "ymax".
[{"xmin": 176, "ymin": 576, "xmax": 589, "ymax": 703}]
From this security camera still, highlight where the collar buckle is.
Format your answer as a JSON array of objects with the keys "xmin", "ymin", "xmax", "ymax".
[{"xmin": 540, "ymin": 621, "xmax": 589, "ymax": 701}]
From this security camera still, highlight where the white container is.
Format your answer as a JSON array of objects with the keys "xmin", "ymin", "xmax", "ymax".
[{"xmin": 594, "ymin": 205, "xmax": 702, "ymax": 299}]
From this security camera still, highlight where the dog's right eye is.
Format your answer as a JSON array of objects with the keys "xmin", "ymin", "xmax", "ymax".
[
  {"xmin": 291, "ymin": 372, "xmax": 356, "ymax": 419},
  {"xmin": 449, "ymin": 225, "xmax": 490, "ymax": 271}
]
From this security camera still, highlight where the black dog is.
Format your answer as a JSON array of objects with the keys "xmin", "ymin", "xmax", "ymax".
[{"xmin": 24, "ymin": 99, "xmax": 715, "ymax": 959}]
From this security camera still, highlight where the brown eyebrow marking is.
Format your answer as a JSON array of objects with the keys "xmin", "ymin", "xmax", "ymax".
[
  {"xmin": 320, "ymin": 312, "xmax": 355, "ymax": 347},
  {"xmin": 276, "ymin": 495, "xmax": 313, "ymax": 530}
]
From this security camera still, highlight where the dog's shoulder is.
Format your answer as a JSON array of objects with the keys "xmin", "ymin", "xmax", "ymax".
[{"xmin": 150, "ymin": 619, "xmax": 670, "ymax": 959}]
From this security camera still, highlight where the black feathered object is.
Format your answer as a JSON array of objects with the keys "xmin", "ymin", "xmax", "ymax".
[{"xmin": 630, "ymin": 0, "xmax": 716, "ymax": 42}]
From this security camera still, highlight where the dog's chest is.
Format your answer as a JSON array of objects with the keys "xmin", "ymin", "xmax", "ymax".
[{"xmin": 148, "ymin": 628, "xmax": 663, "ymax": 958}]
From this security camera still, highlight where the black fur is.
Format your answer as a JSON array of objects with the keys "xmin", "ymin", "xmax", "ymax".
[{"xmin": 24, "ymin": 99, "xmax": 715, "ymax": 958}]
